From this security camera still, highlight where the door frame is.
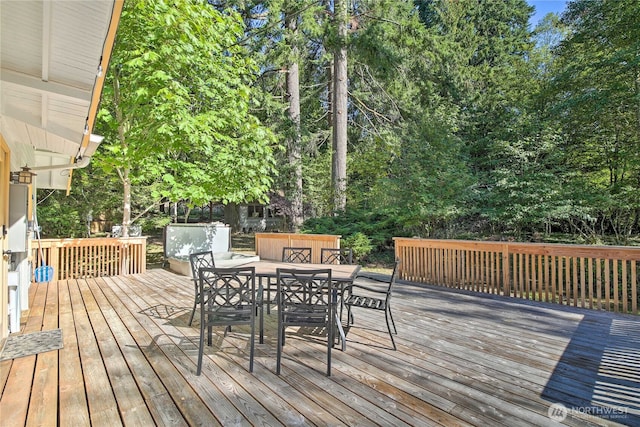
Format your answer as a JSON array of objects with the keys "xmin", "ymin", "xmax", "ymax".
[{"xmin": 1, "ymin": 134, "xmax": 11, "ymax": 340}]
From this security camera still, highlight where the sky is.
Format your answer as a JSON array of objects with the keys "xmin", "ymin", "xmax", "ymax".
[{"xmin": 527, "ymin": 0, "xmax": 568, "ymax": 28}]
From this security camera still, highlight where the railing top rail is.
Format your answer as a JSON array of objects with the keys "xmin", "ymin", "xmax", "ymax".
[
  {"xmin": 255, "ymin": 232, "xmax": 341, "ymax": 240},
  {"xmin": 35, "ymin": 237, "xmax": 147, "ymax": 248},
  {"xmin": 37, "ymin": 237, "xmax": 147, "ymax": 242}
]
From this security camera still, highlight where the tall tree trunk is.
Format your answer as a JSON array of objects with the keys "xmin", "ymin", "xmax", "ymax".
[
  {"xmin": 183, "ymin": 206, "xmax": 191, "ymax": 224},
  {"xmin": 327, "ymin": 58, "xmax": 333, "ymax": 128},
  {"xmin": 285, "ymin": 9, "xmax": 304, "ymax": 230},
  {"xmin": 113, "ymin": 70, "xmax": 131, "ymax": 238},
  {"xmin": 224, "ymin": 203, "xmax": 240, "ymax": 233},
  {"xmin": 122, "ymin": 168, "xmax": 131, "ymax": 238},
  {"xmin": 332, "ymin": 0, "xmax": 348, "ymax": 212},
  {"xmin": 636, "ymin": 71, "xmax": 640, "ymax": 132}
]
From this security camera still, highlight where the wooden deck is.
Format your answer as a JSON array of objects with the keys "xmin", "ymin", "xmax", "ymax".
[{"xmin": 1, "ymin": 268, "xmax": 639, "ymax": 426}]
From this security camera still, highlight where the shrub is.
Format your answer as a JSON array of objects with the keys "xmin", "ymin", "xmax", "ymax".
[
  {"xmin": 342, "ymin": 232, "xmax": 373, "ymax": 261},
  {"xmin": 301, "ymin": 208, "xmax": 408, "ymax": 251}
]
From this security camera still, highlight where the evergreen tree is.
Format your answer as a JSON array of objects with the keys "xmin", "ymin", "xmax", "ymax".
[{"xmin": 550, "ymin": 0, "xmax": 640, "ymax": 241}]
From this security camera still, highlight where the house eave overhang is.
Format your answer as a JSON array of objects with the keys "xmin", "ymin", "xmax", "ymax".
[{"xmin": 0, "ymin": 0, "xmax": 124, "ymax": 190}]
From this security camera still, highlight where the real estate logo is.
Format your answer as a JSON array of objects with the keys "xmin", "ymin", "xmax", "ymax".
[
  {"xmin": 548, "ymin": 403, "xmax": 568, "ymax": 422},
  {"xmin": 548, "ymin": 402, "xmax": 629, "ymax": 422}
]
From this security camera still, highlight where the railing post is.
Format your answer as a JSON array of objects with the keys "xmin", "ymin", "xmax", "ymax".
[
  {"xmin": 140, "ymin": 237, "xmax": 147, "ymax": 274},
  {"xmin": 502, "ymin": 244, "xmax": 510, "ymax": 297},
  {"xmin": 120, "ymin": 241, "xmax": 130, "ymax": 275},
  {"xmin": 50, "ymin": 241, "xmax": 61, "ymax": 280}
]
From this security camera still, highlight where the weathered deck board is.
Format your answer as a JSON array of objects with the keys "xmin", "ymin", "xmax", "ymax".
[
  {"xmin": 88, "ymin": 277, "xmax": 188, "ymax": 427},
  {"xmin": 26, "ymin": 280, "xmax": 59, "ymax": 427},
  {"xmin": 103, "ymin": 275, "xmax": 222, "ymax": 426},
  {"xmin": 1, "ymin": 268, "xmax": 639, "ymax": 427},
  {"xmin": 112, "ymin": 272, "xmax": 286, "ymax": 427},
  {"xmin": 0, "ymin": 279, "xmax": 48, "ymax": 427},
  {"xmin": 68, "ymin": 277, "xmax": 124, "ymax": 427},
  {"xmin": 58, "ymin": 280, "xmax": 90, "ymax": 426},
  {"xmin": 77, "ymin": 278, "xmax": 156, "ymax": 426}
]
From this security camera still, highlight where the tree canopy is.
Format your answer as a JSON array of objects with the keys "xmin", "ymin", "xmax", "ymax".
[
  {"xmin": 37, "ymin": 0, "xmax": 640, "ymax": 250},
  {"xmin": 96, "ymin": 0, "xmax": 277, "ymax": 235}
]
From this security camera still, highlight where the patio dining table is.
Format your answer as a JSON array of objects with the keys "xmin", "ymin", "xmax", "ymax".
[{"xmin": 237, "ymin": 260, "xmax": 361, "ymax": 349}]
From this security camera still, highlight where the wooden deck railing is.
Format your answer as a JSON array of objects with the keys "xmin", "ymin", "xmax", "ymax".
[
  {"xmin": 394, "ymin": 237, "xmax": 640, "ymax": 314},
  {"xmin": 255, "ymin": 233, "xmax": 340, "ymax": 264},
  {"xmin": 32, "ymin": 237, "xmax": 147, "ymax": 281}
]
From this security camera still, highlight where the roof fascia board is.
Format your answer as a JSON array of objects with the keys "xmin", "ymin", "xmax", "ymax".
[{"xmin": 78, "ymin": 0, "xmax": 124, "ymax": 155}]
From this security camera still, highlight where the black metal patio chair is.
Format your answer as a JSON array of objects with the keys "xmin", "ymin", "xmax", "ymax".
[
  {"xmin": 276, "ymin": 268, "xmax": 335, "ymax": 376},
  {"xmin": 188, "ymin": 251, "xmax": 215, "ymax": 326},
  {"xmin": 320, "ymin": 247, "xmax": 353, "ymax": 265},
  {"xmin": 196, "ymin": 266, "xmax": 257, "ymax": 375},
  {"xmin": 342, "ymin": 259, "xmax": 401, "ymax": 350},
  {"xmin": 282, "ymin": 247, "xmax": 312, "ymax": 263}
]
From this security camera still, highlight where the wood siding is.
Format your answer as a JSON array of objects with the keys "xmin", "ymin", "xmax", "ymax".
[{"xmin": 395, "ymin": 238, "xmax": 640, "ymax": 314}]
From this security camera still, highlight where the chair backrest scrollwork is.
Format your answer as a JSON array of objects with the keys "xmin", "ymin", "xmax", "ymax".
[{"xmin": 282, "ymin": 247, "xmax": 312, "ymax": 263}]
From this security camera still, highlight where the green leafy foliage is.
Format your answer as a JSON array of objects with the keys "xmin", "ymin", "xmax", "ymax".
[
  {"xmin": 45, "ymin": 0, "xmax": 640, "ymax": 249},
  {"xmin": 96, "ymin": 0, "xmax": 278, "ymax": 232},
  {"xmin": 341, "ymin": 232, "xmax": 374, "ymax": 262},
  {"xmin": 36, "ymin": 199, "xmax": 87, "ymax": 239},
  {"xmin": 36, "ymin": 166, "xmax": 122, "ymax": 238},
  {"xmin": 301, "ymin": 208, "xmax": 411, "ymax": 253}
]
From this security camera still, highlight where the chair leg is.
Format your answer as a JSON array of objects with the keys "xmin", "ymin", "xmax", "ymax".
[
  {"xmin": 326, "ymin": 336, "xmax": 332, "ymax": 376},
  {"xmin": 188, "ymin": 301, "xmax": 197, "ymax": 326},
  {"xmin": 276, "ymin": 317, "xmax": 283, "ymax": 375},
  {"xmin": 346, "ymin": 306, "xmax": 354, "ymax": 327},
  {"xmin": 197, "ymin": 320, "xmax": 205, "ymax": 375},
  {"xmin": 385, "ymin": 309, "xmax": 397, "ymax": 350},
  {"xmin": 258, "ymin": 305, "xmax": 264, "ymax": 344},
  {"xmin": 266, "ymin": 278, "xmax": 272, "ymax": 315},
  {"xmin": 327, "ymin": 310, "xmax": 333, "ymax": 376},
  {"xmin": 388, "ymin": 306, "xmax": 397, "ymax": 334},
  {"xmin": 335, "ymin": 312, "xmax": 346, "ymax": 351},
  {"xmin": 249, "ymin": 315, "xmax": 255, "ymax": 373}
]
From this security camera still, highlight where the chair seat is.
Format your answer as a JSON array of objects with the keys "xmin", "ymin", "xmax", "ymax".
[
  {"xmin": 344, "ymin": 295, "xmax": 386, "ymax": 311},
  {"xmin": 283, "ymin": 304, "xmax": 329, "ymax": 324},
  {"xmin": 207, "ymin": 306, "xmax": 254, "ymax": 322},
  {"xmin": 341, "ymin": 259, "xmax": 401, "ymax": 350}
]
